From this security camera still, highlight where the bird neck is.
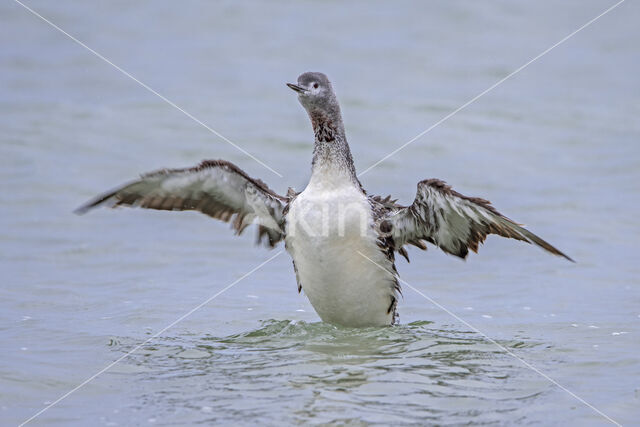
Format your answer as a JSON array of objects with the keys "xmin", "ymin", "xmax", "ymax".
[{"xmin": 307, "ymin": 109, "xmax": 362, "ymax": 190}]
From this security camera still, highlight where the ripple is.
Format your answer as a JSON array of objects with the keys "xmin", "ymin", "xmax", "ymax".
[{"xmin": 103, "ymin": 320, "xmax": 553, "ymax": 424}]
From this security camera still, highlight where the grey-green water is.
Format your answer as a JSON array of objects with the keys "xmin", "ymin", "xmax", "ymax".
[{"xmin": 1, "ymin": 1, "xmax": 639, "ymax": 425}]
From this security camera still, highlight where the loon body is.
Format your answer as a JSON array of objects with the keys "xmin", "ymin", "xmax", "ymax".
[{"xmin": 77, "ymin": 72, "xmax": 572, "ymax": 327}]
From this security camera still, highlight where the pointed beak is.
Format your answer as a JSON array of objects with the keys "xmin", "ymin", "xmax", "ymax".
[{"xmin": 286, "ymin": 83, "xmax": 307, "ymax": 94}]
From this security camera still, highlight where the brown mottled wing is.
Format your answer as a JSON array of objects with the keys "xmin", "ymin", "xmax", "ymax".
[
  {"xmin": 387, "ymin": 179, "xmax": 573, "ymax": 261},
  {"xmin": 75, "ymin": 160, "xmax": 286, "ymax": 247}
]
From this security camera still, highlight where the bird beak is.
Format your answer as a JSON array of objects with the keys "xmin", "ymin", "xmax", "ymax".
[{"xmin": 286, "ymin": 83, "xmax": 307, "ymax": 94}]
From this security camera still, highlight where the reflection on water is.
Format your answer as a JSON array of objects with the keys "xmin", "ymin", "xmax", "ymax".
[{"xmin": 108, "ymin": 320, "xmax": 547, "ymax": 425}]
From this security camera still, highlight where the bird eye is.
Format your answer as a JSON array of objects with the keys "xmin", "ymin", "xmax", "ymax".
[{"xmin": 313, "ymin": 83, "xmax": 319, "ymax": 89}]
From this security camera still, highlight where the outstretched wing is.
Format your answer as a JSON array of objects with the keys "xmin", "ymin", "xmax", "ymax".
[
  {"xmin": 386, "ymin": 179, "xmax": 573, "ymax": 261},
  {"xmin": 75, "ymin": 159, "xmax": 287, "ymax": 247}
]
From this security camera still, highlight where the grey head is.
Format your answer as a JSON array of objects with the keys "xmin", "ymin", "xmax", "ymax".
[{"xmin": 287, "ymin": 72, "xmax": 344, "ymax": 134}]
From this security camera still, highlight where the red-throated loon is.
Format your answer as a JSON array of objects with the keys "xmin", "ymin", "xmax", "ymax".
[{"xmin": 76, "ymin": 71, "xmax": 573, "ymax": 327}]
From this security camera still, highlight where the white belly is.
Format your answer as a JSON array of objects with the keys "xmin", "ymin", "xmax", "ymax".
[{"xmin": 285, "ymin": 182, "xmax": 398, "ymax": 327}]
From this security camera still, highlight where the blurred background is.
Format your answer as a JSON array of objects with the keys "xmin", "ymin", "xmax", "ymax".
[{"xmin": 1, "ymin": 0, "xmax": 638, "ymax": 425}]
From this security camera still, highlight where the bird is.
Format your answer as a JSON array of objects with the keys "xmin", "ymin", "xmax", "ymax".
[{"xmin": 76, "ymin": 71, "xmax": 573, "ymax": 328}]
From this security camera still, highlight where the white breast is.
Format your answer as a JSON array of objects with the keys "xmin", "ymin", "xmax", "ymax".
[{"xmin": 285, "ymin": 175, "xmax": 398, "ymax": 327}]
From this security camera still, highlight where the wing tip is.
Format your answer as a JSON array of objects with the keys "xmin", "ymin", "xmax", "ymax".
[
  {"xmin": 531, "ymin": 235, "xmax": 575, "ymax": 263},
  {"xmin": 73, "ymin": 199, "xmax": 103, "ymax": 215},
  {"xmin": 73, "ymin": 189, "xmax": 119, "ymax": 215},
  {"xmin": 541, "ymin": 243, "xmax": 575, "ymax": 262},
  {"xmin": 529, "ymin": 237, "xmax": 575, "ymax": 263},
  {"xmin": 73, "ymin": 204, "xmax": 90, "ymax": 215},
  {"xmin": 558, "ymin": 251, "xmax": 576, "ymax": 263}
]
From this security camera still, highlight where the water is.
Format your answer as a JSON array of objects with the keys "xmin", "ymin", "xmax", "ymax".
[{"xmin": 1, "ymin": 0, "xmax": 639, "ymax": 425}]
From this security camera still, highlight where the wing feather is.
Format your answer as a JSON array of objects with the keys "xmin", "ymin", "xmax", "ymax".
[
  {"xmin": 75, "ymin": 159, "xmax": 286, "ymax": 247},
  {"xmin": 387, "ymin": 179, "xmax": 573, "ymax": 261}
]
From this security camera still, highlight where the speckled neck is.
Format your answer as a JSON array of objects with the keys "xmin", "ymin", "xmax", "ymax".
[{"xmin": 307, "ymin": 109, "xmax": 362, "ymax": 190}]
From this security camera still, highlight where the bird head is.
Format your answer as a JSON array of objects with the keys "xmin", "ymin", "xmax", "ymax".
[{"xmin": 287, "ymin": 72, "xmax": 338, "ymax": 114}]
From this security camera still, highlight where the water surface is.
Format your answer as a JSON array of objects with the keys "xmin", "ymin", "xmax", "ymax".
[{"xmin": 1, "ymin": 0, "xmax": 639, "ymax": 425}]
